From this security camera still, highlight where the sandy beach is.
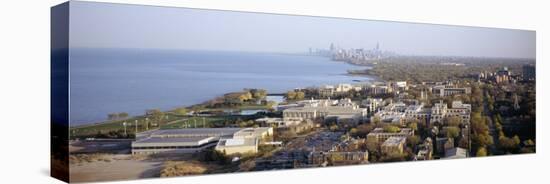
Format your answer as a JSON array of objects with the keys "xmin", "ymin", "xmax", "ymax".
[{"xmin": 69, "ymin": 154, "xmax": 163, "ymax": 183}]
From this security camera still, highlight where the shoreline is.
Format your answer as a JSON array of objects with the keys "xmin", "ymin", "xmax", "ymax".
[{"xmin": 70, "ymin": 54, "xmax": 377, "ymax": 127}]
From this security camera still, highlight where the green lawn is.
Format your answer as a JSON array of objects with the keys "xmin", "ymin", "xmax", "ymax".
[
  {"xmin": 205, "ymin": 104, "xmax": 271, "ymax": 111},
  {"xmin": 69, "ymin": 104, "xmax": 270, "ymax": 138},
  {"xmin": 70, "ymin": 113, "xmax": 183, "ymax": 138},
  {"xmin": 160, "ymin": 116, "xmax": 237, "ymax": 129}
]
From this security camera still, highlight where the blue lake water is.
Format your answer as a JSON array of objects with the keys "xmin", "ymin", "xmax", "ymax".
[{"xmin": 69, "ymin": 49, "xmax": 371, "ymax": 125}]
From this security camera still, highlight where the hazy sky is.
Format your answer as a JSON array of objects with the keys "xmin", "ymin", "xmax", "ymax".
[{"xmin": 69, "ymin": 1, "xmax": 536, "ymax": 58}]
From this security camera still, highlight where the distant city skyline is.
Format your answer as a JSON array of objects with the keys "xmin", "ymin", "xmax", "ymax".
[{"xmin": 70, "ymin": 1, "xmax": 535, "ymax": 59}]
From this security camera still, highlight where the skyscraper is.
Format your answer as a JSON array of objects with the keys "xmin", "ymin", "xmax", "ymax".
[{"xmin": 523, "ymin": 64, "xmax": 536, "ymax": 81}]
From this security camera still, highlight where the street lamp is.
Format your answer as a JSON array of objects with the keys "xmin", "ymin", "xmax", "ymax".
[
  {"xmin": 123, "ymin": 122, "xmax": 127, "ymax": 136},
  {"xmin": 135, "ymin": 120, "xmax": 138, "ymax": 135},
  {"xmin": 145, "ymin": 118, "xmax": 149, "ymax": 130}
]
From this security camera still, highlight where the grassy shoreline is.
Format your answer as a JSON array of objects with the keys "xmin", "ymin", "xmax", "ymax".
[{"xmin": 69, "ymin": 98, "xmax": 273, "ymax": 139}]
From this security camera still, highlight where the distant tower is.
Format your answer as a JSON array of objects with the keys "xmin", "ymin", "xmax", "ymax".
[
  {"xmin": 374, "ymin": 42, "xmax": 381, "ymax": 59},
  {"xmin": 330, "ymin": 43, "xmax": 335, "ymax": 52}
]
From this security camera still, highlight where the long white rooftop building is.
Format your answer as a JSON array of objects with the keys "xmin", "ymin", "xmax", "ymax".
[{"xmin": 132, "ymin": 127, "xmax": 272, "ymax": 155}]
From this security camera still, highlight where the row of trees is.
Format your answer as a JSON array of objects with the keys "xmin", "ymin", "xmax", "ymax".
[
  {"xmin": 94, "ymin": 129, "xmax": 133, "ymax": 139},
  {"xmin": 470, "ymin": 84, "xmax": 493, "ymax": 156},
  {"xmin": 174, "ymin": 107, "xmax": 189, "ymax": 116},
  {"xmin": 493, "ymin": 111, "xmax": 523, "ymax": 153},
  {"xmin": 485, "ymin": 82, "xmax": 536, "ymax": 154},
  {"xmin": 107, "ymin": 112, "xmax": 129, "ymax": 120},
  {"xmin": 471, "ymin": 112, "xmax": 493, "ymax": 156},
  {"xmin": 249, "ymin": 88, "xmax": 268, "ymax": 102},
  {"xmin": 285, "ymin": 91, "xmax": 305, "ymax": 101},
  {"xmin": 229, "ymin": 89, "xmax": 268, "ymax": 104},
  {"xmin": 146, "ymin": 109, "xmax": 165, "ymax": 126},
  {"xmin": 202, "ymin": 88, "xmax": 269, "ymax": 108},
  {"xmin": 349, "ymin": 120, "xmax": 420, "ymax": 162}
]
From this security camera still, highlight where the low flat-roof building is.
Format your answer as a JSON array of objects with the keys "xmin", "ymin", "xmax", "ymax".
[
  {"xmin": 404, "ymin": 104, "xmax": 431, "ymax": 124},
  {"xmin": 309, "ymin": 138, "xmax": 369, "ymax": 166},
  {"xmin": 336, "ymin": 83, "xmax": 354, "ymax": 93},
  {"xmin": 444, "ymin": 147, "xmax": 467, "ymax": 159},
  {"xmin": 318, "ymin": 85, "xmax": 336, "ymax": 98},
  {"xmin": 132, "ymin": 136, "xmax": 219, "ymax": 155},
  {"xmin": 298, "ymin": 99, "xmax": 336, "ymax": 108},
  {"xmin": 361, "ymin": 98, "xmax": 384, "ymax": 114},
  {"xmin": 233, "ymin": 127, "xmax": 273, "ymax": 142},
  {"xmin": 132, "ymin": 128, "xmax": 241, "ymax": 155},
  {"xmin": 374, "ymin": 111, "xmax": 405, "ymax": 125},
  {"xmin": 283, "ymin": 107, "xmax": 319, "ymax": 119},
  {"xmin": 309, "ymin": 151, "xmax": 369, "ymax": 166},
  {"xmin": 277, "ymin": 119, "xmax": 315, "ymax": 134},
  {"xmin": 318, "ymin": 84, "xmax": 357, "ymax": 97},
  {"xmin": 374, "ymin": 100, "xmax": 471, "ymax": 126},
  {"xmin": 255, "ymin": 117, "xmax": 302, "ymax": 127},
  {"xmin": 132, "ymin": 127, "xmax": 273, "ymax": 155},
  {"xmin": 215, "ymin": 138, "xmax": 258, "ymax": 155},
  {"xmin": 431, "ymin": 85, "xmax": 471, "ymax": 97},
  {"xmin": 367, "ymin": 128, "xmax": 413, "ymax": 144},
  {"xmin": 381, "ymin": 136, "xmax": 407, "ymax": 155},
  {"xmin": 283, "ymin": 100, "xmax": 367, "ymax": 124},
  {"xmin": 392, "ymin": 81, "xmax": 408, "ymax": 91},
  {"xmin": 431, "ymin": 101, "xmax": 471, "ymax": 125},
  {"xmin": 366, "ymin": 83, "xmax": 393, "ymax": 95},
  {"xmin": 382, "ymin": 102, "xmax": 407, "ymax": 112}
]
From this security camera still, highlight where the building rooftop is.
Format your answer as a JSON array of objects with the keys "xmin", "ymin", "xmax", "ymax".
[
  {"xmin": 283, "ymin": 105, "xmax": 365, "ymax": 114},
  {"xmin": 217, "ymin": 138, "xmax": 257, "ymax": 147},
  {"xmin": 132, "ymin": 136, "xmax": 217, "ymax": 147},
  {"xmin": 140, "ymin": 128, "xmax": 242, "ymax": 138},
  {"xmin": 405, "ymin": 104, "xmax": 424, "ymax": 112},
  {"xmin": 382, "ymin": 136, "xmax": 407, "ymax": 146},
  {"xmin": 370, "ymin": 127, "xmax": 412, "ymax": 134},
  {"xmin": 234, "ymin": 127, "xmax": 272, "ymax": 138},
  {"xmin": 379, "ymin": 113, "xmax": 405, "ymax": 123},
  {"xmin": 133, "ymin": 127, "xmax": 271, "ymax": 148},
  {"xmin": 419, "ymin": 107, "xmax": 432, "ymax": 114},
  {"xmin": 224, "ymin": 138, "xmax": 245, "ymax": 146},
  {"xmin": 444, "ymin": 147, "xmax": 467, "ymax": 159},
  {"xmin": 452, "ymin": 101, "xmax": 472, "ymax": 109}
]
